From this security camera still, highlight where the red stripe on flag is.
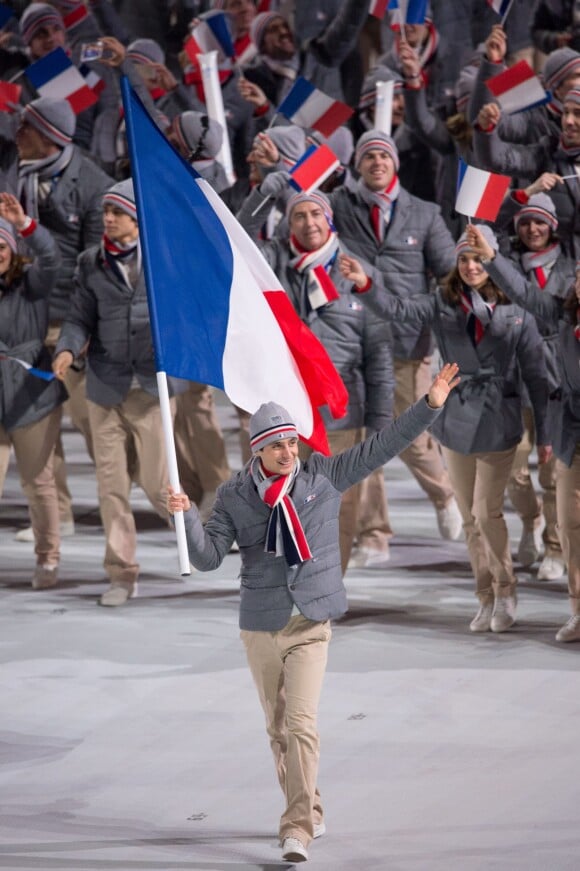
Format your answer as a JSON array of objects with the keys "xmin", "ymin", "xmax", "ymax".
[
  {"xmin": 184, "ymin": 37, "xmax": 203, "ymax": 65},
  {"xmin": 263, "ymin": 290, "xmax": 348, "ymax": 455},
  {"xmin": 370, "ymin": 0, "xmax": 389, "ymax": 18},
  {"xmin": 486, "ymin": 60, "xmax": 536, "ymax": 96},
  {"xmin": 66, "ymin": 84, "xmax": 98, "ymax": 114},
  {"xmin": 474, "ymin": 172, "xmax": 510, "ymax": 222},
  {"xmin": 312, "ymin": 102, "xmax": 354, "ymax": 137},
  {"xmin": 0, "ymin": 81, "xmax": 22, "ymax": 111}
]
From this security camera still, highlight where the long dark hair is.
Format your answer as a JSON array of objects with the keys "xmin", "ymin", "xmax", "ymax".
[{"xmin": 440, "ymin": 265, "xmax": 511, "ymax": 306}]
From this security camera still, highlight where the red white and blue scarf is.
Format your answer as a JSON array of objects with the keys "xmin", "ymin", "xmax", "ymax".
[
  {"xmin": 289, "ymin": 230, "xmax": 340, "ymax": 311},
  {"xmin": 460, "ymin": 286, "xmax": 495, "ymax": 344},
  {"xmin": 251, "ymin": 458, "xmax": 312, "ymax": 566}
]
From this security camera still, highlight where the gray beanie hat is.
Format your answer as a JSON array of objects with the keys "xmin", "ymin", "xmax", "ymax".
[
  {"xmin": 455, "ymin": 224, "xmax": 498, "ymax": 257},
  {"xmin": 20, "ymin": 3, "xmax": 64, "ymax": 45},
  {"xmin": 126, "ymin": 38, "xmax": 165, "ymax": 66},
  {"xmin": 249, "ymin": 402, "xmax": 298, "ymax": 452},
  {"xmin": 103, "ymin": 179, "xmax": 137, "ymax": 218},
  {"xmin": 23, "ymin": 97, "xmax": 76, "ymax": 146},
  {"xmin": 514, "ymin": 192, "xmax": 558, "ymax": 231},
  {"xmin": 266, "ymin": 125, "xmax": 305, "ymax": 165},
  {"xmin": 173, "ymin": 111, "xmax": 223, "ymax": 159},
  {"xmin": 355, "ymin": 129, "xmax": 400, "ymax": 171},
  {"xmin": 0, "ymin": 217, "xmax": 17, "ymax": 254},
  {"xmin": 286, "ymin": 190, "xmax": 333, "ymax": 221},
  {"xmin": 543, "ymin": 47, "xmax": 580, "ymax": 93}
]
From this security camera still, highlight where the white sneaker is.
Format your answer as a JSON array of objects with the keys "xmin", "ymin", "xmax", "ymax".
[
  {"xmin": 348, "ymin": 544, "xmax": 390, "ymax": 569},
  {"xmin": 555, "ymin": 615, "xmax": 580, "ymax": 643},
  {"xmin": 517, "ymin": 522, "xmax": 543, "ymax": 568},
  {"xmin": 32, "ymin": 564, "xmax": 59, "ymax": 590},
  {"xmin": 436, "ymin": 498, "xmax": 462, "ymax": 541},
  {"xmin": 313, "ymin": 821, "xmax": 326, "ymax": 839},
  {"xmin": 281, "ymin": 837, "xmax": 308, "ymax": 862},
  {"xmin": 99, "ymin": 583, "xmax": 137, "ymax": 607},
  {"xmin": 16, "ymin": 520, "xmax": 75, "ymax": 542},
  {"xmin": 490, "ymin": 595, "xmax": 517, "ymax": 633},
  {"xmin": 469, "ymin": 601, "xmax": 494, "ymax": 632},
  {"xmin": 537, "ymin": 555, "xmax": 566, "ymax": 581}
]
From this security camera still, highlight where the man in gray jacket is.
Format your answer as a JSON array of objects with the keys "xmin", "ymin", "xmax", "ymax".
[
  {"xmin": 167, "ymin": 362, "xmax": 459, "ymax": 864},
  {"xmin": 52, "ymin": 179, "xmax": 183, "ymax": 607}
]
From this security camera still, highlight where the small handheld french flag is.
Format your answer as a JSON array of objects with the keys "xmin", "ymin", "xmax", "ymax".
[
  {"xmin": 185, "ymin": 11, "xmax": 235, "ymax": 64},
  {"xmin": 0, "ymin": 354, "xmax": 55, "ymax": 381},
  {"xmin": 369, "ymin": 0, "xmax": 390, "ymax": 18},
  {"xmin": 388, "ymin": 0, "xmax": 429, "ymax": 25},
  {"xmin": 276, "ymin": 77, "xmax": 353, "ymax": 138},
  {"xmin": 0, "ymin": 81, "xmax": 22, "ymax": 112},
  {"xmin": 25, "ymin": 47, "xmax": 99, "ymax": 114},
  {"xmin": 455, "ymin": 160, "xmax": 510, "ymax": 222},
  {"xmin": 485, "ymin": 60, "xmax": 548, "ymax": 115},
  {"xmin": 487, "ymin": 0, "xmax": 512, "ymax": 15},
  {"xmin": 289, "ymin": 144, "xmax": 340, "ymax": 194}
]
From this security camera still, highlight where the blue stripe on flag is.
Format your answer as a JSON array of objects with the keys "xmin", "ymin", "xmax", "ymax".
[
  {"xmin": 207, "ymin": 11, "xmax": 235, "ymax": 59},
  {"xmin": 277, "ymin": 77, "xmax": 315, "ymax": 120},
  {"xmin": 456, "ymin": 157, "xmax": 468, "ymax": 195},
  {"xmin": 121, "ymin": 77, "xmax": 232, "ymax": 386},
  {"xmin": 26, "ymin": 47, "xmax": 73, "ymax": 89},
  {"xmin": 407, "ymin": 0, "xmax": 428, "ymax": 23}
]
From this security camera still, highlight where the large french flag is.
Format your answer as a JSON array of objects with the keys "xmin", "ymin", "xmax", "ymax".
[
  {"xmin": 485, "ymin": 60, "xmax": 548, "ymax": 114},
  {"xmin": 185, "ymin": 11, "xmax": 235, "ymax": 64},
  {"xmin": 121, "ymin": 79, "xmax": 347, "ymax": 455},
  {"xmin": 276, "ymin": 77, "xmax": 353, "ymax": 138},
  {"xmin": 25, "ymin": 47, "xmax": 98, "ymax": 114},
  {"xmin": 455, "ymin": 160, "xmax": 510, "ymax": 222},
  {"xmin": 289, "ymin": 144, "xmax": 340, "ymax": 193}
]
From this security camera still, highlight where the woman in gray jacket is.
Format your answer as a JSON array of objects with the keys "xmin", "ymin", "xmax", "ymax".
[
  {"xmin": 0, "ymin": 192, "xmax": 65, "ymax": 590},
  {"xmin": 465, "ymin": 223, "xmax": 580, "ymax": 644},
  {"xmin": 167, "ymin": 364, "xmax": 459, "ymax": 865},
  {"xmin": 342, "ymin": 226, "xmax": 550, "ymax": 635}
]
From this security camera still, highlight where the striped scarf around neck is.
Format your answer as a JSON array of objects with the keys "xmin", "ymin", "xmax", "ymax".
[
  {"xmin": 357, "ymin": 174, "xmax": 400, "ymax": 243},
  {"xmin": 521, "ymin": 243, "xmax": 561, "ymax": 289},
  {"xmin": 250, "ymin": 457, "xmax": 312, "ymax": 566},
  {"xmin": 460, "ymin": 285, "xmax": 495, "ymax": 344},
  {"xmin": 289, "ymin": 229, "xmax": 340, "ymax": 312},
  {"xmin": 102, "ymin": 234, "xmax": 140, "ymax": 287},
  {"xmin": 18, "ymin": 145, "xmax": 74, "ymax": 219}
]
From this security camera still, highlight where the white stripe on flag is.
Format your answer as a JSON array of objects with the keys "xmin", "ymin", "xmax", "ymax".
[
  {"xmin": 495, "ymin": 79, "xmax": 546, "ymax": 114},
  {"xmin": 36, "ymin": 64, "xmax": 86, "ymax": 101},
  {"xmin": 455, "ymin": 166, "xmax": 490, "ymax": 218},
  {"xmin": 292, "ymin": 90, "xmax": 335, "ymax": 128}
]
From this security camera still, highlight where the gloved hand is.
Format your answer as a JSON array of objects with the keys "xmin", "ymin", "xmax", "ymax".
[{"xmin": 259, "ymin": 170, "xmax": 290, "ymax": 199}]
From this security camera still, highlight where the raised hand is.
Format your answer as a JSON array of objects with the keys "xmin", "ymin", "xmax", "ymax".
[
  {"xmin": 0, "ymin": 192, "xmax": 26, "ymax": 229},
  {"xmin": 427, "ymin": 363, "xmax": 460, "ymax": 409},
  {"xmin": 338, "ymin": 253, "xmax": 369, "ymax": 289}
]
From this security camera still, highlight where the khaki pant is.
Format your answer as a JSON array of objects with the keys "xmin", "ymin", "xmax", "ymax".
[
  {"xmin": 395, "ymin": 358, "xmax": 454, "ymax": 509},
  {"xmin": 88, "ymin": 389, "xmax": 173, "ymax": 584},
  {"xmin": 442, "ymin": 445, "xmax": 518, "ymax": 602},
  {"xmin": 241, "ymin": 615, "xmax": 330, "ymax": 846},
  {"xmin": 0, "ymin": 409, "xmax": 61, "ymax": 565},
  {"xmin": 173, "ymin": 383, "xmax": 231, "ymax": 505},
  {"xmin": 507, "ymin": 407, "xmax": 561, "ymax": 557},
  {"xmin": 300, "ymin": 427, "xmax": 391, "ymax": 572},
  {"xmin": 555, "ymin": 448, "xmax": 580, "ymax": 615}
]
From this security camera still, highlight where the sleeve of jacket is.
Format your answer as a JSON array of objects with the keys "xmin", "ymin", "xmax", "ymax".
[
  {"xmin": 473, "ymin": 124, "xmax": 549, "ymax": 179},
  {"xmin": 54, "ymin": 256, "xmax": 98, "ymax": 358},
  {"xmin": 516, "ymin": 312, "xmax": 550, "ymax": 446},
  {"xmin": 360, "ymin": 290, "xmax": 395, "ymax": 431},
  {"xmin": 21, "ymin": 223, "xmax": 61, "ymax": 300},
  {"xmin": 355, "ymin": 280, "xmax": 437, "ymax": 325},
  {"xmin": 468, "ymin": 55, "xmax": 538, "ymax": 143},
  {"xmin": 404, "ymin": 86, "xmax": 455, "ymax": 155},
  {"xmin": 182, "ymin": 487, "xmax": 236, "ymax": 571},
  {"xmin": 307, "ymin": 0, "xmax": 371, "ymax": 68},
  {"xmin": 422, "ymin": 208, "xmax": 456, "ymax": 279},
  {"xmin": 485, "ymin": 252, "xmax": 564, "ymax": 330}
]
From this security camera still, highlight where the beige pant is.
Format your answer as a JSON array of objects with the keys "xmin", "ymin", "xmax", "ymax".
[
  {"xmin": 173, "ymin": 383, "xmax": 231, "ymax": 505},
  {"xmin": 507, "ymin": 407, "xmax": 560, "ymax": 556},
  {"xmin": 300, "ymin": 427, "xmax": 391, "ymax": 572},
  {"xmin": 241, "ymin": 615, "xmax": 330, "ymax": 846},
  {"xmin": 442, "ymin": 445, "xmax": 518, "ymax": 602},
  {"xmin": 0, "ymin": 409, "xmax": 61, "ymax": 565},
  {"xmin": 88, "ymin": 389, "xmax": 173, "ymax": 584},
  {"xmin": 555, "ymin": 448, "xmax": 580, "ymax": 615},
  {"xmin": 395, "ymin": 358, "xmax": 454, "ymax": 509}
]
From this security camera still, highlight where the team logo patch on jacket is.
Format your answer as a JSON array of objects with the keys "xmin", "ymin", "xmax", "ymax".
[{"xmin": 304, "ymin": 493, "xmax": 317, "ymax": 503}]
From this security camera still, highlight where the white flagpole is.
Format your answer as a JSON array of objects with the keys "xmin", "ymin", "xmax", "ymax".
[
  {"xmin": 501, "ymin": 0, "xmax": 517, "ymax": 27},
  {"xmin": 199, "ymin": 50, "xmax": 236, "ymax": 187},
  {"xmin": 375, "ymin": 80, "xmax": 394, "ymax": 137},
  {"xmin": 156, "ymin": 371, "xmax": 191, "ymax": 576}
]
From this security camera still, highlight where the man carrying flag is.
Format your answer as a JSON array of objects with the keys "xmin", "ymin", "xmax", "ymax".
[{"xmin": 167, "ymin": 363, "xmax": 460, "ymax": 864}]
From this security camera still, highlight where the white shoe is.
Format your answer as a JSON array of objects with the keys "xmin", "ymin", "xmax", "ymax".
[
  {"xmin": 32, "ymin": 564, "xmax": 59, "ymax": 590},
  {"xmin": 555, "ymin": 615, "xmax": 580, "ymax": 643},
  {"xmin": 16, "ymin": 520, "xmax": 75, "ymax": 542},
  {"xmin": 490, "ymin": 594, "xmax": 517, "ymax": 633},
  {"xmin": 281, "ymin": 837, "xmax": 308, "ymax": 862},
  {"xmin": 99, "ymin": 583, "xmax": 137, "ymax": 607},
  {"xmin": 469, "ymin": 601, "xmax": 494, "ymax": 632},
  {"xmin": 436, "ymin": 498, "xmax": 462, "ymax": 541},
  {"xmin": 537, "ymin": 555, "xmax": 566, "ymax": 581},
  {"xmin": 313, "ymin": 821, "xmax": 326, "ymax": 839},
  {"xmin": 348, "ymin": 544, "xmax": 390, "ymax": 569},
  {"xmin": 517, "ymin": 522, "xmax": 543, "ymax": 567}
]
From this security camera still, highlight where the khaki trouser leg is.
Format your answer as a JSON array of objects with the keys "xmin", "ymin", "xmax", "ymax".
[
  {"xmin": 394, "ymin": 358, "xmax": 454, "ymax": 509},
  {"xmin": 506, "ymin": 407, "xmax": 542, "ymax": 530},
  {"xmin": 173, "ymin": 383, "xmax": 231, "ymax": 503},
  {"xmin": 5, "ymin": 410, "xmax": 62, "ymax": 566},
  {"xmin": 555, "ymin": 450, "xmax": 580, "ymax": 615},
  {"xmin": 443, "ymin": 446, "xmax": 517, "ymax": 601},
  {"xmin": 241, "ymin": 616, "xmax": 330, "ymax": 847},
  {"xmin": 539, "ymin": 454, "xmax": 561, "ymax": 558},
  {"xmin": 356, "ymin": 465, "xmax": 393, "ymax": 550}
]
